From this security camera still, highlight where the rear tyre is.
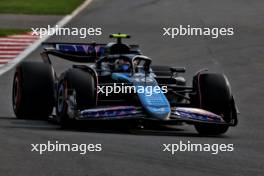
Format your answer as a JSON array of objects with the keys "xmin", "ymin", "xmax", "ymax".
[
  {"xmin": 56, "ymin": 68, "xmax": 96, "ymax": 128},
  {"xmin": 192, "ymin": 73, "xmax": 235, "ymax": 135},
  {"xmin": 12, "ymin": 62, "xmax": 55, "ymax": 119}
]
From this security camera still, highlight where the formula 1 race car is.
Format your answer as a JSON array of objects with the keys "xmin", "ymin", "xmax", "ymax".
[{"xmin": 12, "ymin": 34, "xmax": 238, "ymax": 135}]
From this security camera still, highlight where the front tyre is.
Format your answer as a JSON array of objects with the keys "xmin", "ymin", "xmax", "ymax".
[
  {"xmin": 56, "ymin": 68, "xmax": 96, "ymax": 128},
  {"xmin": 192, "ymin": 72, "xmax": 236, "ymax": 135}
]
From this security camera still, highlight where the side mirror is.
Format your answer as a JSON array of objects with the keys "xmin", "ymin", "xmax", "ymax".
[{"xmin": 143, "ymin": 63, "xmax": 150, "ymax": 73}]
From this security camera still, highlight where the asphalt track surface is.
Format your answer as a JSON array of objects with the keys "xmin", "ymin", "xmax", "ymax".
[{"xmin": 0, "ymin": 0, "xmax": 264, "ymax": 175}]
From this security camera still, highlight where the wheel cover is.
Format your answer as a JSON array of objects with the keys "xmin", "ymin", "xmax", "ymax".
[
  {"xmin": 13, "ymin": 73, "xmax": 21, "ymax": 112},
  {"xmin": 57, "ymin": 82, "xmax": 66, "ymax": 114}
]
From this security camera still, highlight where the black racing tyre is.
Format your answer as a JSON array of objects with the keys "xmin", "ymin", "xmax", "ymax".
[
  {"xmin": 12, "ymin": 61, "xmax": 55, "ymax": 119},
  {"xmin": 192, "ymin": 73, "xmax": 235, "ymax": 135},
  {"xmin": 56, "ymin": 68, "xmax": 96, "ymax": 128}
]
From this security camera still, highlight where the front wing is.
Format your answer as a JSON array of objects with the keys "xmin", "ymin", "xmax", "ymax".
[{"xmin": 73, "ymin": 106, "xmax": 235, "ymax": 126}]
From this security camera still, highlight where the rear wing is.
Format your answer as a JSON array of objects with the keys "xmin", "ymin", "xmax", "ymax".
[{"xmin": 41, "ymin": 42, "xmax": 140, "ymax": 63}]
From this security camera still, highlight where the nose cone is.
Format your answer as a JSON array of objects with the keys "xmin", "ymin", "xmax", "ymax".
[
  {"xmin": 147, "ymin": 105, "xmax": 171, "ymax": 119},
  {"xmin": 132, "ymin": 74, "xmax": 171, "ymax": 119},
  {"xmin": 137, "ymin": 90, "xmax": 171, "ymax": 119}
]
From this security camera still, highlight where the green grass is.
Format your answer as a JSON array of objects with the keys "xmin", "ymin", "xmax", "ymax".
[
  {"xmin": 0, "ymin": 29, "xmax": 30, "ymax": 37},
  {"xmin": 0, "ymin": 0, "xmax": 85, "ymax": 15}
]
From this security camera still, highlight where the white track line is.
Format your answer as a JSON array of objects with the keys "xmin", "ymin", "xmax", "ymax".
[
  {"xmin": 0, "ymin": 51, "xmax": 21, "ymax": 54},
  {"xmin": 0, "ymin": 0, "xmax": 93, "ymax": 76},
  {"xmin": 0, "ymin": 55, "xmax": 17, "ymax": 58},
  {"xmin": 0, "ymin": 43, "xmax": 31, "ymax": 46},
  {"xmin": 5, "ymin": 35, "xmax": 39, "ymax": 39},
  {"xmin": 0, "ymin": 46, "xmax": 26, "ymax": 49},
  {"xmin": 0, "ymin": 57, "xmax": 12, "ymax": 59},
  {"xmin": 0, "ymin": 59, "xmax": 12, "ymax": 62},
  {"xmin": 0, "ymin": 49, "xmax": 25, "ymax": 52},
  {"xmin": 0, "ymin": 38, "xmax": 37, "ymax": 42}
]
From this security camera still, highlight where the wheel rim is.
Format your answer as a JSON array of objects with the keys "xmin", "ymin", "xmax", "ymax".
[
  {"xmin": 57, "ymin": 83, "xmax": 65, "ymax": 114},
  {"xmin": 13, "ymin": 73, "xmax": 21, "ymax": 112}
]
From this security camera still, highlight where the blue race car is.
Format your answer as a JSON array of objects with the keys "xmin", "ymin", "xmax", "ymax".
[{"xmin": 12, "ymin": 34, "xmax": 238, "ymax": 135}]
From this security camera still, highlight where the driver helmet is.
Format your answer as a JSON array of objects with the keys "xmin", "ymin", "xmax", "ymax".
[{"xmin": 114, "ymin": 59, "xmax": 131, "ymax": 72}]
